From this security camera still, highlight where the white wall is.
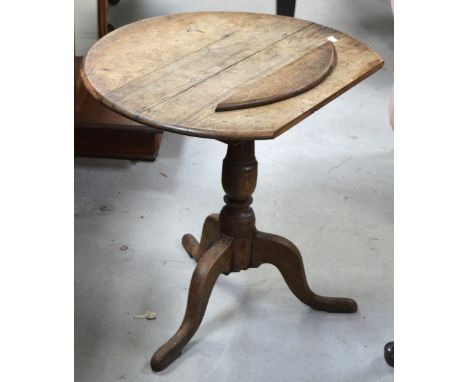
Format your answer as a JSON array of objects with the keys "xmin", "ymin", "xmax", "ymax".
[{"xmin": 75, "ymin": 0, "xmax": 99, "ymax": 56}]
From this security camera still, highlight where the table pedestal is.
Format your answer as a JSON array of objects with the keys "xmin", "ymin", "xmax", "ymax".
[{"xmin": 151, "ymin": 140, "xmax": 357, "ymax": 371}]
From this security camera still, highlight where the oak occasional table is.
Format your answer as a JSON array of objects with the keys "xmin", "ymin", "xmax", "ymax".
[{"xmin": 82, "ymin": 12, "xmax": 384, "ymax": 371}]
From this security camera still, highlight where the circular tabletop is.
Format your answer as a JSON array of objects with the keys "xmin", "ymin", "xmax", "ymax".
[{"xmin": 82, "ymin": 12, "xmax": 383, "ymax": 140}]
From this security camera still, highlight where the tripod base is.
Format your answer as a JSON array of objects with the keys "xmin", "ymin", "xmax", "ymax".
[
  {"xmin": 151, "ymin": 214, "xmax": 357, "ymax": 371},
  {"xmin": 151, "ymin": 141, "xmax": 357, "ymax": 371}
]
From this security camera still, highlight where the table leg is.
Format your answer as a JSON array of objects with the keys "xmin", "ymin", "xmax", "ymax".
[
  {"xmin": 150, "ymin": 238, "xmax": 232, "ymax": 371},
  {"xmin": 252, "ymin": 231, "xmax": 358, "ymax": 313},
  {"xmin": 182, "ymin": 214, "xmax": 220, "ymax": 261}
]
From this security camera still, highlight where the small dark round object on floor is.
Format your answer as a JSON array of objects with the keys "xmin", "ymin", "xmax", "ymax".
[
  {"xmin": 107, "ymin": 24, "xmax": 115, "ymax": 32},
  {"xmin": 108, "ymin": 0, "xmax": 120, "ymax": 6},
  {"xmin": 384, "ymin": 341, "xmax": 394, "ymax": 367}
]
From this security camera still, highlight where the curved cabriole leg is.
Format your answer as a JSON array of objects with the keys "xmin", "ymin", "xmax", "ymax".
[
  {"xmin": 151, "ymin": 239, "xmax": 232, "ymax": 371},
  {"xmin": 251, "ymin": 231, "xmax": 357, "ymax": 313},
  {"xmin": 182, "ymin": 214, "xmax": 220, "ymax": 261}
]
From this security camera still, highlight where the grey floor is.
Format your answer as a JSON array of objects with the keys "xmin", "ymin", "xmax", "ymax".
[{"xmin": 75, "ymin": 1, "xmax": 393, "ymax": 381}]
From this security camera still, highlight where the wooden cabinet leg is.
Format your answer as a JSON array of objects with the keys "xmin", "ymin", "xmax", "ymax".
[
  {"xmin": 276, "ymin": 0, "xmax": 296, "ymax": 17},
  {"xmin": 151, "ymin": 239, "xmax": 232, "ymax": 371},
  {"xmin": 251, "ymin": 231, "xmax": 358, "ymax": 313}
]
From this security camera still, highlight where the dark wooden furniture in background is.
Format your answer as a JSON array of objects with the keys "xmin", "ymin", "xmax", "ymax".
[
  {"xmin": 82, "ymin": 12, "xmax": 383, "ymax": 371},
  {"xmin": 75, "ymin": 0, "xmax": 162, "ymax": 161},
  {"xmin": 277, "ymin": 0, "xmax": 296, "ymax": 17},
  {"xmin": 75, "ymin": 58, "xmax": 162, "ymax": 161},
  {"xmin": 97, "ymin": 0, "xmax": 108, "ymax": 37}
]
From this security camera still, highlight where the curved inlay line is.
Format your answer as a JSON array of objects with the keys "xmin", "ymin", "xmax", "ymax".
[{"xmin": 216, "ymin": 41, "xmax": 336, "ymax": 112}]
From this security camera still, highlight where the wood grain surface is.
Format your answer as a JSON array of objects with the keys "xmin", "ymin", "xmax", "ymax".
[
  {"xmin": 82, "ymin": 12, "xmax": 384, "ymax": 140},
  {"xmin": 215, "ymin": 41, "xmax": 336, "ymax": 111}
]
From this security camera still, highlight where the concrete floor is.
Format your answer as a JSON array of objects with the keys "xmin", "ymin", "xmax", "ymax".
[{"xmin": 75, "ymin": 1, "xmax": 393, "ymax": 381}]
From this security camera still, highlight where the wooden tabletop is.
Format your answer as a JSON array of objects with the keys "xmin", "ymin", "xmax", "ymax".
[{"xmin": 82, "ymin": 12, "xmax": 383, "ymax": 140}]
